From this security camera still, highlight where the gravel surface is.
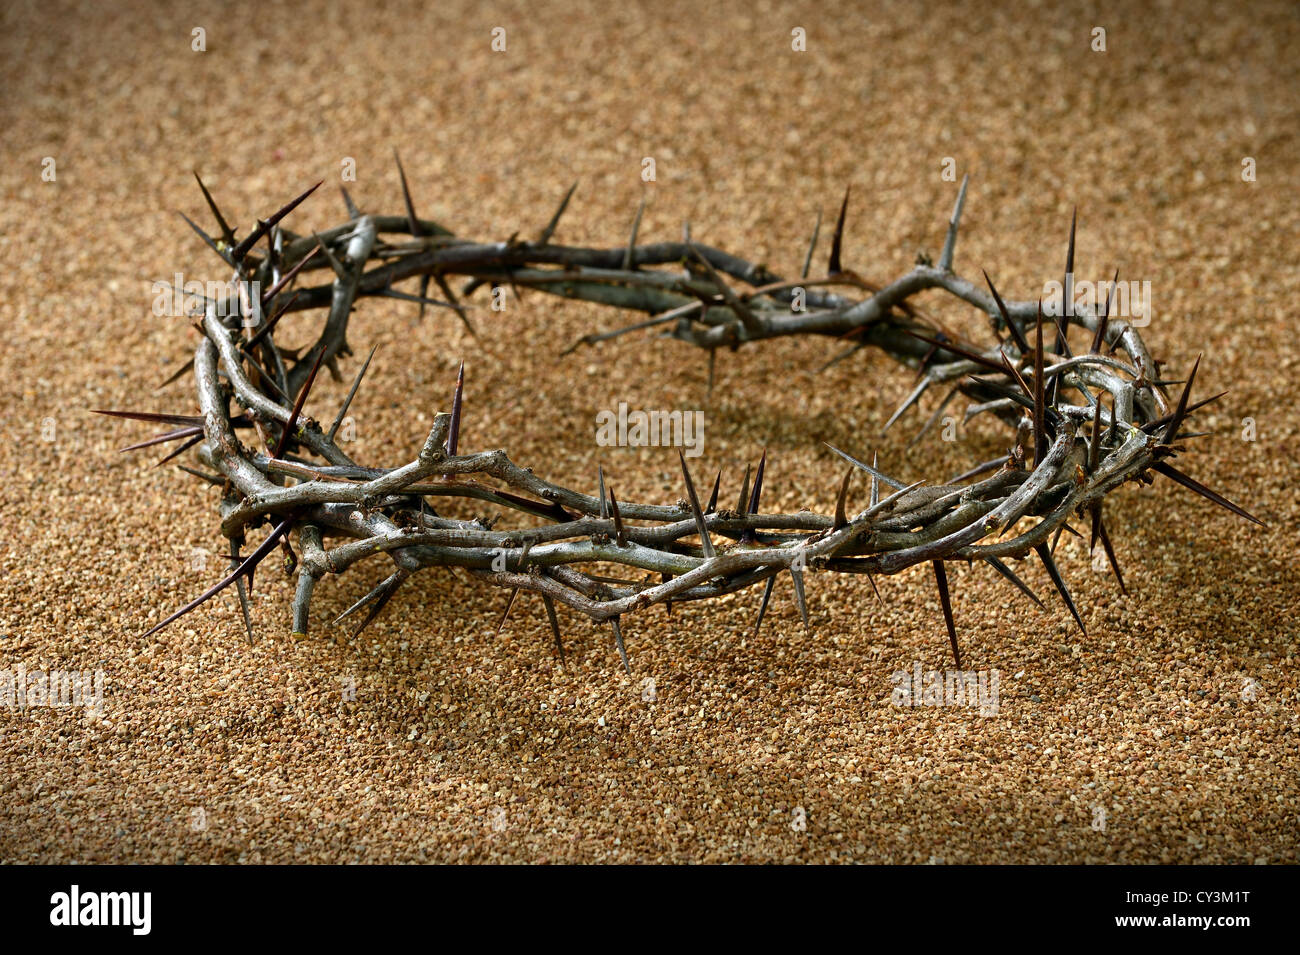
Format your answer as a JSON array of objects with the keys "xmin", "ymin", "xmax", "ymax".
[{"xmin": 1, "ymin": 0, "xmax": 1297, "ymax": 863}]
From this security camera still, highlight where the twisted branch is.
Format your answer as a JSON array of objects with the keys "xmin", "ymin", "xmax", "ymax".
[{"xmin": 98, "ymin": 166, "xmax": 1265, "ymax": 669}]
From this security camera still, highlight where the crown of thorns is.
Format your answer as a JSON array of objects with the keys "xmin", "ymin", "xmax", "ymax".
[{"xmin": 99, "ymin": 159, "xmax": 1265, "ymax": 670}]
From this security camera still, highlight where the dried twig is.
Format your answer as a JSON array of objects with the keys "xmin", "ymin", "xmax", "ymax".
[{"xmin": 102, "ymin": 164, "xmax": 1265, "ymax": 667}]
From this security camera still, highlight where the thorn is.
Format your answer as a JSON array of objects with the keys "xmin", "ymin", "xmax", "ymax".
[
  {"xmin": 271, "ymin": 344, "xmax": 326, "ymax": 460},
  {"xmin": 537, "ymin": 182, "xmax": 578, "ymax": 245},
  {"xmin": 608, "ymin": 486, "xmax": 626, "ymax": 546},
  {"xmin": 883, "ymin": 377, "xmax": 931, "ymax": 433},
  {"xmin": 834, "ymin": 466, "xmax": 853, "ymax": 527},
  {"xmin": 610, "ymin": 617, "xmax": 631, "ymax": 674},
  {"xmin": 1161, "ymin": 354, "xmax": 1201, "ymax": 444},
  {"xmin": 932, "ymin": 560, "xmax": 961, "ymax": 667},
  {"xmin": 156, "ymin": 358, "xmax": 196, "ymax": 391},
  {"xmin": 938, "ymin": 173, "xmax": 969, "ymax": 272},
  {"xmin": 801, "ymin": 209, "xmax": 822, "ymax": 280},
  {"xmin": 983, "ymin": 556, "xmax": 1045, "ymax": 609},
  {"xmin": 621, "ymin": 196, "xmax": 646, "ymax": 270},
  {"xmin": 983, "ymin": 270, "xmax": 1030, "ymax": 355},
  {"xmin": 231, "ymin": 181, "xmax": 322, "ymax": 264},
  {"xmin": 790, "ymin": 562, "xmax": 810, "ymax": 633},
  {"xmin": 828, "ymin": 186, "xmax": 850, "ymax": 275},
  {"xmin": 747, "ymin": 449, "xmax": 767, "ymax": 516},
  {"xmin": 1090, "ymin": 268, "xmax": 1118, "ymax": 355},
  {"xmin": 177, "ymin": 211, "xmax": 236, "ymax": 268},
  {"xmin": 155, "ymin": 434, "xmax": 202, "ymax": 466},
  {"xmin": 393, "ymin": 149, "xmax": 422, "ymax": 237},
  {"xmin": 328, "ymin": 344, "xmax": 378, "ymax": 441},
  {"xmin": 1095, "ymin": 515, "xmax": 1128, "ymax": 594},
  {"xmin": 1034, "ymin": 542, "xmax": 1086, "ymax": 636},
  {"xmin": 1056, "ymin": 207, "xmax": 1077, "ymax": 360},
  {"xmin": 824, "ymin": 443, "xmax": 907, "ymax": 490},
  {"xmin": 542, "ymin": 594, "xmax": 565, "ymax": 663},
  {"xmin": 753, "ymin": 575, "xmax": 776, "ymax": 636},
  {"xmin": 736, "ymin": 464, "xmax": 752, "ymax": 519},
  {"xmin": 679, "ymin": 450, "xmax": 715, "ymax": 559},
  {"xmin": 870, "ymin": 452, "xmax": 880, "ymax": 506},
  {"xmin": 142, "ymin": 515, "xmax": 296, "ymax": 638},
  {"xmin": 497, "ymin": 587, "xmax": 520, "ymax": 632},
  {"xmin": 446, "ymin": 360, "xmax": 464, "ymax": 456},
  {"xmin": 341, "ymin": 186, "xmax": 361, "ymax": 219},
  {"xmin": 597, "ymin": 465, "xmax": 608, "ymax": 519},
  {"xmin": 193, "ymin": 172, "xmax": 236, "ymax": 247},
  {"xmin": 903, "ymin": 328, "xmax": 1007, "ymax": 376},
  {"xmin": 706, "ymin": 469, "xmax": 722, "ymax": 513},
  {"xmin": 1150, "ymin": 461, "xmax": 1265, "ymax": 527},
  {"xmin": 867, "ymin": 574, "xmax": 885, "ymax": 607}
]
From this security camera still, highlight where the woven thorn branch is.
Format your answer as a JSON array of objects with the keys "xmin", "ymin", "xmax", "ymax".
[{"xmin": 98, "ymin": 161, "xmax": 1266, "ymax": 671}]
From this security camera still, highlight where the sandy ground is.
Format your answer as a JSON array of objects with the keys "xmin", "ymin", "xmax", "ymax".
[{"xmin": 0, "ymin": 0, "xmax": 1297, "ymax": 863}]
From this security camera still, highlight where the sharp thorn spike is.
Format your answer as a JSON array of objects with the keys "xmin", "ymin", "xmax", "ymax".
[
  {"xmin": 610, "ymin": 617, "xmax": 631, "ymax": 674},
  {"xmin": 679, "ymin": 450, "xmax": 715, "ymax": 559},
  {"xmin": 542, "ymin": 594, "xmax": 565, "ymax": 663},
  {"xmin": 1034, "ymin": 542, "xmax": 1086, "ymax": 636},
  {"xmin": 828, "ymin": 186, "xmax": 850, "ymax": 276},
  {"xmin": 790, "ymin": 563, "xmax": 810, "ymax": 633},
  {"xmin": 446, "ymin": 360, "xmax": 465, "ymax": 456},
  {"xmin": 753, "ymin": 574, "xmax": 776, "ymax": 636},
  {"xmin": 1150, "ymin": 461, "xmax": 1265, "ymax": 527},
  {"xmin": 938, "ymin": 173, "xmax": 969, "ymax": 272},
  {"xmin": 932, "ymin": 560, "xmax": 961, "ymax": 667}
]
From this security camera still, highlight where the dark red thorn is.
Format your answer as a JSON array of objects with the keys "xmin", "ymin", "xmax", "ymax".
[
  {"xmin": 932, "ymin": 560, "xmax": 961, "ymax": 668},
  {"xmin": 1143, "ymin": 390, "xmax": 1228, "ymax": 435},
  {"xmin": 834, "ymin": 466, "xmax": 853, "ymax": 527},
  {"xmin": 1090, "ymin": 268, "xmax": 1118, "ymax": 355},
  {"xmin": 736, "ymin": 463, "xmax": 752, "ymax": 518},
  {"xmin": 497, "ymin": 588, "xmax": 520, "ymax": 632},
  {"xmin": 1057, "ymin": 208, "xmax": 1077, "ymax": 359},
  {"xmin": 155, "ymin": 433, "xmax": 202, "ymax": 466},
  {"xmin": 827, "ymin": 186, "xmax": 850, "ymax": 276},
  {"xmin": 272, "ymin": 345, "xmax": 326, "ymax": 460},
  {"xmin": 867, "ymin": 574, "xmax": 885, "ymax": 607},
  {"xmin": 1151, "ymin": 461, "xmax": 1265, "ymax": 527},
  {"xmin": 984, "ymin": 270, "xmax": 1030, "ymax": 355},
  {"xmin": 393, "ymin": 149, "xmax": 422, "ymax": 237},
  {"xmin": 597, "ymin": 464, "xmax": 608, "ymax": 519},
  {"xmin": 95, "ymin": 409, "xmax": 204, "ymax": 427},
  {"xmin": 177, "ymin": 211, "xmax": 236, "ymax": 267},
  {"xmin": 118, "ymin": 425, "xmax": 203, "ymax": 453},
  {"xmin": 194, "ymin": 172, "xmax": 236, "ymax": 247},
  {"xmin": 705, "ymin": 469, "xmax": 722, "ymax": 514},
  {"xmin": 984, "ymin": 556, "xmax": 1045, "ymax": 609},
  {"xmin": 157, "ymin": 358, "xmax": 196, "ymax": 391},
  {"xmin": 1033, "ymin": 542, "xmax": 1086, "ymax": 636},
  {"xmin": 679, "ymin": 450, "xmax": 715, "ymax": 559},
  {"xmin": 231, "ymin": 181, "xmax": 322, "ymax": 263},
  {"xmin": 1161, "ymin": 354, "xmax": 1201, "ymax": 444},
  {"xmin": 1095, "ymin": 515, "xmax": 1127, "ymax": 594},
  {"xmin": 753, "ymin": 575, "xmax": 776, "ymax": 636},
  {"xmin": 904, "ymin": 328, "xmax": 1007, "ymax": 375},
  {"xmin": 748, "ymin": 449, "xmax": 767, "ymax": 516},
  {"xmin": 141, "ymin": 514, "xmax": 296, "ymax": 638},
  {"xmin": 446, "ymin": 360, "xmax": 465, "ymax": 456},
  {"xmin": 541, "ymin": 594, "xmax": 565, "ymax": 663},
  {"xmin": 260, "ymin": 242, "xmax": 320, "ymax": 306},
  {"xmin": 608, "ymin": 487, "xmax": 626, "ymax": 546}
]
